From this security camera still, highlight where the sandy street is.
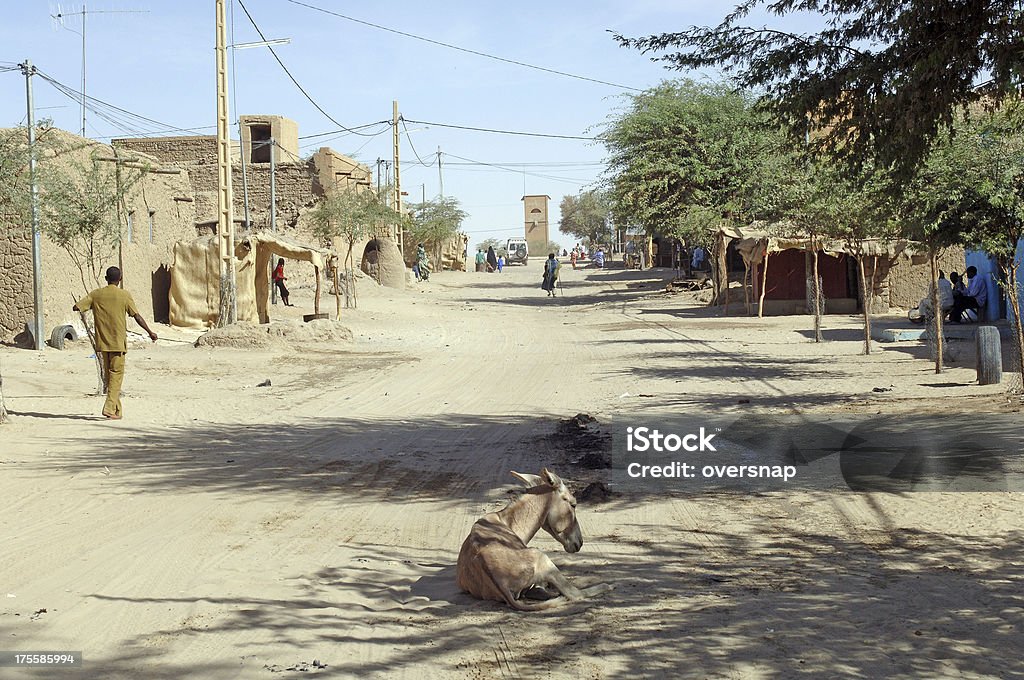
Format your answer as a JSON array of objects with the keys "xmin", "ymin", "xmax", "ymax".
[{"xmin": 1, "ymin": 262, "xmax": 1021, "ymax": 679}]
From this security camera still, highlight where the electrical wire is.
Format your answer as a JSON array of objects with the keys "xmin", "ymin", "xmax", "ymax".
[
  {"xmin": 36, "ymin": 69, "xmax": 211, "ymax": 137},
  {"xmin": 400, "ymin": 117, "xmax": 436, "ymax": 167},
  {"xmin": 298, "ymin": 121, "xmax": 392, "ymax": 140},
  {"xmin": 442, "ymin": 151, "xmax": 595, "ymax": 186},
  {"xmin": 286, "ymin": 0, "xmax": 642, "ymax": 92},
  {"xmin": 402, "ymin": 118, "xmax": 596, "ymax": 141},
  {"xmin": 236, "ymin": 0, "xmax": 382, "ymax": 137}
]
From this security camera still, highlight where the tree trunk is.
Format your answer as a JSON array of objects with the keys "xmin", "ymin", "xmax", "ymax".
[
  {"xmin": 929, "ymin": 249, "xmax": 945, "ymax": 374},
  {"xmin": 75, "ymin": 303, "xmax": 106, "ymax": 394},
  {"xmin": 1005, "ymin": 258, "xmax": 1024, "ymax": 383},
  {"xmin": 758, "ymin": 248, "xmax": 770, "ymax": 318},
  {"xmin": 334, "ymin": 264, "xmax": 342, "ymax": 320},
  {"xmin": 0, "ymin": 365, "xmax": 8, "ymax": 424},
  {"xmin": 812, "ymin": 244, "xmax": 823, "ymax": 342},
  {"xmin": 857, "ymin": 255, "xmax": 872, "ymax": 355},
  {"xmin": 347, "ymin": 245, "xmax": 358, "ymax": 309}
]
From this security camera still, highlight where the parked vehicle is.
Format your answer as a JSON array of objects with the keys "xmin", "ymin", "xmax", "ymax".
[{"xmin": 506, "ymin": 238, "xmax": 529, "ymax": 265}]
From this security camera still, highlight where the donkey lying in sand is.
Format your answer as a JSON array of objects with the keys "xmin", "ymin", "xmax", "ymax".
[{"xmin": 456, "ymin": 468, "xmax": 612, "ymax": 611}]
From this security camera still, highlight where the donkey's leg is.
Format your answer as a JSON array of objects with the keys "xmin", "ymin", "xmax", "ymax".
[{"xmin": 533, "ymin": 552, "xmax": 588, "ymax": 601}]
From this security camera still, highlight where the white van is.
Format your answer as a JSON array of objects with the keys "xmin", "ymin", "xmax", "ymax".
[{"xmin": 506, "ymin": 239, "xmax": 529, "ymax": 265}]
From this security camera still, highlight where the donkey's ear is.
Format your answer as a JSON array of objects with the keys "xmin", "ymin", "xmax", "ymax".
[
  {"xmin": 511, "ymin": 471, "xmax": 544, "ymax": 487},
  {"xmin": 541, "ymin": 468, "xmax": 562, "ymax": 488}
]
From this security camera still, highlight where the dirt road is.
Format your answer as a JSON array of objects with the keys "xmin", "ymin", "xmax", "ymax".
[{"xmin": 1, "ymin": 262, "xmax": 1020, "ymax": 678}]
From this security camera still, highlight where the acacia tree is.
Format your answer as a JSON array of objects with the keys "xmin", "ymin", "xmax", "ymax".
[
  {"xmin": 601, "ymin": 79, "xmax": 789, "ymax": 303},
  {"xmin": 929, "ymin": 105, "xmax": 1024, "ymax": 381},
  {"xmin": 614, "ymin": 0, "xmax": 1024, "ymax": 179},
  {"xmin": 41, "ymin": 143, "xmax": 147, "ymax": 294},
  {"xmin": 476, "ymin": 238, "xmax": 505, "ymax": 254},
  {"xmin": 805, "ymin": 162, "xmax": 898, "ymax": 354},
  {"xmin": 311, "ymin": 187, "xmax": 403, "ymax": 310},
  {"xmin": 559, "ymin": 190, "xmax": 612, "ymax": 247},
  {"xmin": 407, "ymin": 196, "xmax": 467, "ymax": 266},
  {"xmin": 39, "ymin": 143, "xmax": 147, "ymax": 394}
]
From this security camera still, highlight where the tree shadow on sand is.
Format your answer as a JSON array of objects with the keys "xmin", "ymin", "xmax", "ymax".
[{"xmin": 78, "ymin": 512, "xmax": 1023, "ymax": 678}]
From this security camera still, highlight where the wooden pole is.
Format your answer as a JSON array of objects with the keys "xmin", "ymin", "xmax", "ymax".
[
  {"xmin": 314, "ymin": 265, "xmax": 321, "ymax": 316},
  {"xmin": 929, "ymin": 251, "xmax": 944, "ymax": 373},
  {"xmin": 743, "ymin": 261, "xmax": 751, "ymax": 315},
  {"xmin": 215, "ymin": 0, "xmax": 237, "ymax": 326}
]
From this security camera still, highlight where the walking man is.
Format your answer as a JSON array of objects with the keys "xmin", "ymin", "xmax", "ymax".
[{"xmin": 73, "ymin": 266, "xmax": 158, "ymax": 420}]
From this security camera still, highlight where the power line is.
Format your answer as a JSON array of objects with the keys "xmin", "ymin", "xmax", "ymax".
[
  {"xmin": 442, "ymin": 151, "xmax": 595, "ymax": 185},
  {"xmin": 287, "ymin": 0, "xmax": 642, "ymax": 92},
  {"xmin": 402, "ymin": 117, "xmax": 597, "ymax": 141},
  {"xmin": 298, "ymin": 121, "xmax": 392, "ymax": 140},
  {"xmin": 235, "ymin": 0, "xmax": 382, "ymax": 137},
  {"xmin": 35, "ymin": 69, "xmax": 212, "ymax": 137},
  {"xmin": 401, "ymin": 117, "xmax": 436, "ymax": 167}
]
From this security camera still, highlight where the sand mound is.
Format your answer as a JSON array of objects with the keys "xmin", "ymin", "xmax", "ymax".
[{"xmin": 195, "ymin": 319, "xmax": 353, "ymax": 349}]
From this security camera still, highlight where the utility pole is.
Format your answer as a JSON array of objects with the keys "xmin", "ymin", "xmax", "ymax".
[
  {"xmin": 437, "ymin": 146, "xmax": 443, "ymax": 198},
  {"xmin": 269, "ymin": 138, "xmax": 276, "ymax": 233},
  {"xmin": 21, "ymin": 60, "xmax": 44, "ymax": 351},
  {"xmin": 215, "ymin": 0, "xmax": 237, "ymax": 326},
  {"xmin": 239, "ymin": 119, "xmax": 251, "ymax": 230},
  {"xmin": 81, "ymin": 3, "xmax": 86, "ymax": 135},
  {"xmin": 392, "ymin": 100, "xmax": 402, "ymax": 254},
  {"xmin": 268, "ymin": 138, "xmax": 277, "ymax": 305}
]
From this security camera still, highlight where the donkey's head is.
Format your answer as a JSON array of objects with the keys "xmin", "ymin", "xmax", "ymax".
[{"xmin": 511, "ymin": 468, "xmax": 583, "ymax": 553}]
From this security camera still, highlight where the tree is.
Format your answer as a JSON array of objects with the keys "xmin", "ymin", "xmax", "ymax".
[
  {"xmin": 921, "ymin": 104, "xmax": 1024, "ymax": 382},
  {"xmin": 601, "ymin": 79, "xmax": 792, "ymax": 303},
  {"xmin": 476, "ymin": 237, "xmax": 506, "ymax": 254},
  {"xmin": 802, "ymin": 161, "xmax": 898, "ymax": 354},
  {"xmin": 614, "ymin": 1, "xmax": 1024, "ymax": 178},
  {"xmin": 311, "ymin": 187, "xmax": 404, "ymax": 311},
  {"xmin": 559, "ymin": 190, "xmax": 612, "ymax": 247},
  {"xmin": 407, "ymin": 196, "xmax": 467, "ymax": 266},
  {"xmin": 40, "ymin": 142, "xmax": 147, "ymax": 294},
  {"xmin": 37, "ymin": 141, "xmax": 147, "ymax": 394}
]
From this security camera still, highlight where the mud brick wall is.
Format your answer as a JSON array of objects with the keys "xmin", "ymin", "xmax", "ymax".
[
  {"xmin": 0, "ymin": 228, "xmax": 34, "ymax": 343},
  {"xmin": 887, "ymin": 247, "xmax": 965, "ymax": 310}
]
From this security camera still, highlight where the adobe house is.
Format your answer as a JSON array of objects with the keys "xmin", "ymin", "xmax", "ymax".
[{"xmin": 115, "ymin": 115, "xmax": 407, "ymax": 296}]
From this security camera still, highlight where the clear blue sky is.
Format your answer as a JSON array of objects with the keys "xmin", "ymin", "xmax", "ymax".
[{"xmin": 0, "ymin": 1, "xmax": 803, "ymax": 249}]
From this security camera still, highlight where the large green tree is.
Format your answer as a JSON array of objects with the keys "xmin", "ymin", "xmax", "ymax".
[
  {"xmin": 407, "ymin": 196, "xmax": 468, "ymax": 265},
  {"xmin": 601, "ymin": 80, "xmax": 787, "ymax": 244},
  {"xmin": 558, "ymin": 190, "xmax": 612, "ymax": 247},
  {"xmin": 614, "ymin": 1, "xmax": 1024, "ymax": 178},
  {"xmin": 916, "ymin": 104, "xmax": 1024, "ymax": 380}
]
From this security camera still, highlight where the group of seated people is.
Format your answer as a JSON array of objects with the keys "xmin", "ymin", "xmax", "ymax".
[{"xmin": 917, "ymin": 266, "xmax": 987, "ymax": 323}]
